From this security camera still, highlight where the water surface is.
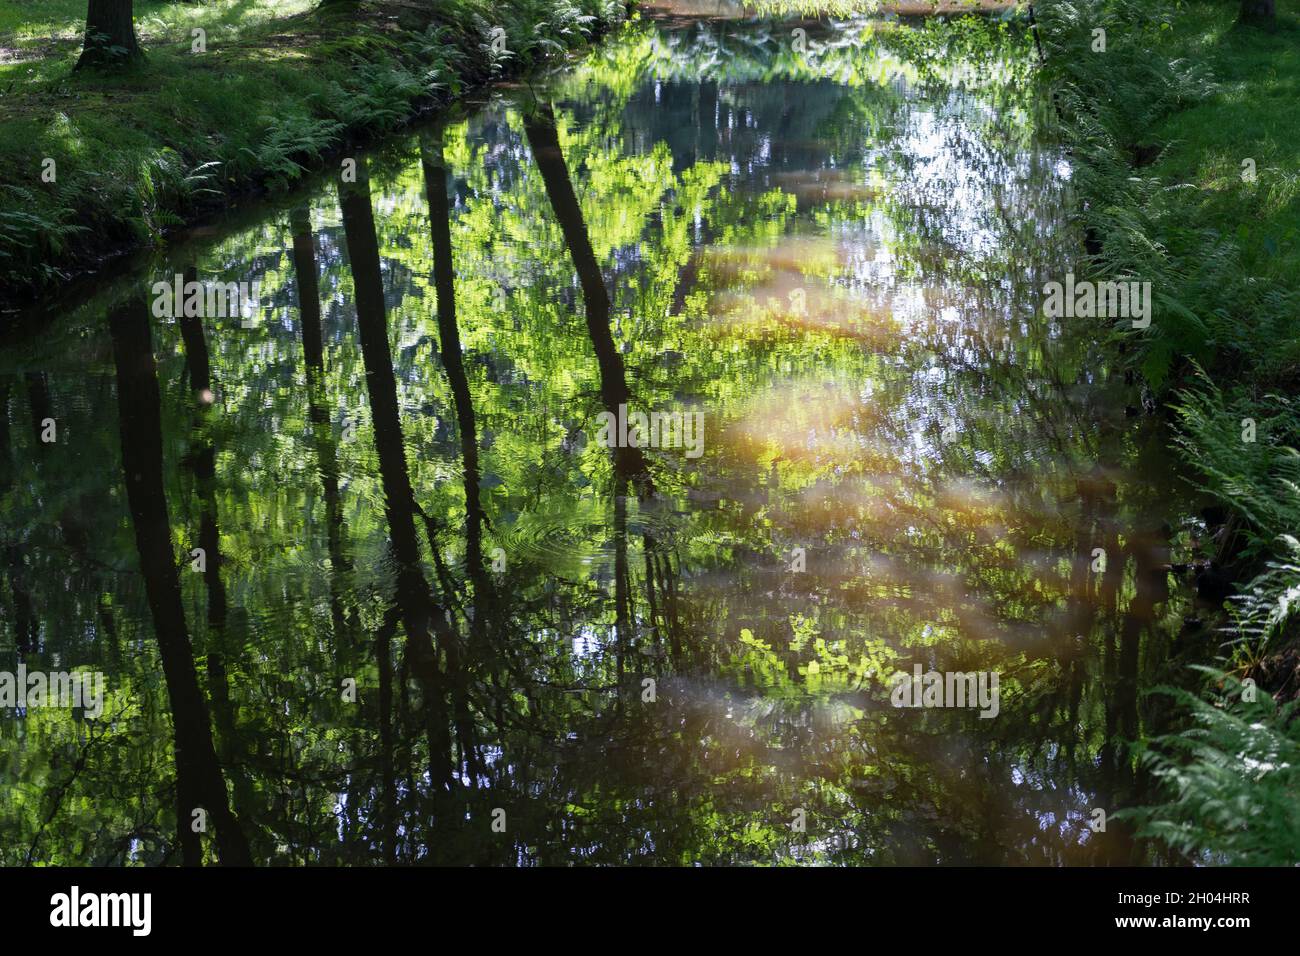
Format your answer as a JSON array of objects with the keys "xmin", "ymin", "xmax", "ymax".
[{"xmin": 0, "ymin": 11, "xmax": 1198, "ymax": 865}]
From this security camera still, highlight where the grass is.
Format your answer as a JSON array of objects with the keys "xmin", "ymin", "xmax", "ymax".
[
  {"xmin": 0, "ymin": 0, "xmax": 628, "ymax": 306},
  {"xmin": 0, "ymin": 1, "xmax": 314, "ymax": 48},
  {"xmin": 1148, "ymin": 9, "xmax": 1300, "ymax": 285}
]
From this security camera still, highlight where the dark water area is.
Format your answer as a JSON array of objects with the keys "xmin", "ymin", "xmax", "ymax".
[{"xmin": 1, "ymin": 11, "xmax": 1209, "ymax": 865}]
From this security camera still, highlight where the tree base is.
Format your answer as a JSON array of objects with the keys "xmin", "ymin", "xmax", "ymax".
[{"xmin": 75, "ymin": 45, "xmax": 144, "ymax": 72}]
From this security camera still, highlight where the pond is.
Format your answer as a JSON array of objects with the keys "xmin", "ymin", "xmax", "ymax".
[{"xmin": 0, "ymin": 7, "xmax": 1203, "ymax": 865}]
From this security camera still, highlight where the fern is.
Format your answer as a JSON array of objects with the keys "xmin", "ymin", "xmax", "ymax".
[
  {"xmin": 243, "ymin": 115, "xmax": 344, "ymax": 187},
  {"xmin": 1173, "ymin": 374, "xmax": 1300, "ymax": 551},
  {"xmin": 1121, "ymin": 669, "xmax": 1300, "ymax": 866}
]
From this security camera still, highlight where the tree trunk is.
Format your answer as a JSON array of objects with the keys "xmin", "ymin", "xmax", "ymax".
[
  {"xmin": 524, "ymin": 103, "xmax": 652, "ymax": 489},
  {"xmin": 77, "ymin": 0, "xmax": 140, "ymax": 70},
  {"xmin": 420, "ymin": 129, "xmax": 487, "ymax": 781},
  {"xmin": 291, "ymin": 207, "xmax": 353, "ymax": 641},
  {"xmin": 420, "ymin": 128, "xmax": 488, "ymax": 585},
  {"xmin": 338, "ymin": 164, "xmax": 456, "ymax": 794},
  {"xmin": 1239, "ymin": 0, "xmax": 1275, "ymax": 23},
  {"xmin": 109, "ymin": 296, "xmax": 252, "ymax": 866}
]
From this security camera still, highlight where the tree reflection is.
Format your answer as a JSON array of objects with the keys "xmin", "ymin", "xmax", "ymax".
[{"xmin": 107, "ymin": 296, "xmax": 251, "ymax": 866}]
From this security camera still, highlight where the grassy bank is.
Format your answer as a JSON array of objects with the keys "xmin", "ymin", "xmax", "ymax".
[
  {"xmin": 0, "ymin": 0, "xmax": 627, "ymax": 309},
  {"xmin": 1039, "ymin": 0, "xmax": 1300, "ymax": 862}
]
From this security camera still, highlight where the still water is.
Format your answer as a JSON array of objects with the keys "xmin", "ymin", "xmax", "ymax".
[{"xmin": 1, "ymin": 9, "xmax": 1202, "ymax": 864}]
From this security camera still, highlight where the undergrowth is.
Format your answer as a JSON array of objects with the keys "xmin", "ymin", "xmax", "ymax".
[{"xmin": 1041, "ymin": 0, "xmax": 1300, "ymax": 865}]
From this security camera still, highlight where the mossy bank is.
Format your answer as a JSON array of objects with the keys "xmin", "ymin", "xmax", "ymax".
[{"xmin": 0, "ymin": 0, "xmax": 629, "ymax": 311}]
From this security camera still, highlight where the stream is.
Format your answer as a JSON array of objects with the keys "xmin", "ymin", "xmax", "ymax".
[{"xmin": 0, "ymin": 6, "xmax": 1204, "ymax": 865}]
